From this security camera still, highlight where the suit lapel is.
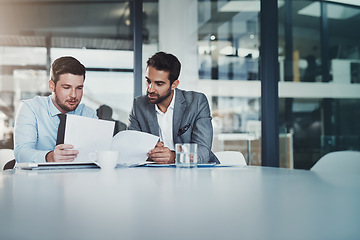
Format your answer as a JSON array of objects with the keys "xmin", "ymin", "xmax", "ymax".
[
  {"xmin": 145, "ymin": 100, "xmax": 159, "ymax": 136},
  {"xmin": 173, "ymin": 89, "xmax": 186, "ymax": 142}
]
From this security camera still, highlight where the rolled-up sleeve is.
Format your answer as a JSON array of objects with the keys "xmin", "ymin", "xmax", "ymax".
[{"xmin": 14, "ymin": 102, "xmax": 48, "ymax": 163}]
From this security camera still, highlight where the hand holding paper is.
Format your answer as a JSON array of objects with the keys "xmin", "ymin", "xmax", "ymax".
[
  {"xmin": 63, "ymin": 115, "xmax": 159, "ymax": 165},
  {"xmin": 64, "ymin": 115, "xmax": 115, "ymax": 162},
  {"xmin": 111, "ymin": 130, "xmax": 159, "ymax": 164}
]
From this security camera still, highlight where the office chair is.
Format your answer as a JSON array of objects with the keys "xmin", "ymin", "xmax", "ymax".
[
  {"xmin": 214, "ymin": 151, "xmax": 247, "ymax": 166},
  {"xmin": 311, "ymin": 150, "xmax": 360, "ymax": 174},
  {"xmin": 0, "ymin": 149, "xmax": 16, "ymax": 171}
]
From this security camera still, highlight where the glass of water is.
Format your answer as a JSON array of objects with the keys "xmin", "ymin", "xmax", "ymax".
[{"xmin": 175, "ymin": 143, "xmax": 198, "ymax": 168}]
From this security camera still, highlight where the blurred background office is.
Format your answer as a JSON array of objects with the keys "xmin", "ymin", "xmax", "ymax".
[{"xmin": 0, "ymin": 0, "xmax": 359, "ymax": 169}]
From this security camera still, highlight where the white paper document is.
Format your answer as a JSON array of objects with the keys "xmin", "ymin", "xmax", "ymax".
[
  {"xmin": 63, "ymin": 115, "xmax": 159, "ymax": 165},
  {"xmin": 64, "ymin": 115, "xmax": 115, "ymax": 162},
  {"xmin": 111, "ymin": 130, "xmax": 159, "ymax": 164}
]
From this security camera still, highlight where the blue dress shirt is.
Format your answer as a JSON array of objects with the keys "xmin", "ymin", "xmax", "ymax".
[{"xmin": 14, "ymin": 95, "xmax": 97, "ymax": 163}]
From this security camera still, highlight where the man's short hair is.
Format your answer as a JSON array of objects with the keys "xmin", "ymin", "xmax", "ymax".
[
  {"xmin": 50, "ymin": 56, "xmax": 86, "ymax": 85},
  {"xmin": 147, "ymin": 52, "xmax": 181, "ymax": 85},
  {"xmin": 96, "ymin": 104, "xmax": 113, "ymax": 119}
]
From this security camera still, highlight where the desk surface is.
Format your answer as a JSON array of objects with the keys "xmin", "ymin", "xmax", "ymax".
[{"xmin": 1, "ymin": 166, "xmax": 359, "ymax": 240}]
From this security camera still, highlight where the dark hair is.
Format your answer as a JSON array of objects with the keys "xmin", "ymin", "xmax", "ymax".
[
  {"xmin": 50, "ymin": 56, "xmax": 86, "ymax": 85},
  {"xmin": 96, "ymin": 104, "xmax": 113, "ymax": 119},
  {"xmin": 147, "ymin": 52, "xmax": 181, "ymax": 84}
]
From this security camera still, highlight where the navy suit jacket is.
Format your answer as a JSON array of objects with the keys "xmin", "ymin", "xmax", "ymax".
[{"xmin": 128, "ymin": 88, "xmax": 219, "ymax": 164}]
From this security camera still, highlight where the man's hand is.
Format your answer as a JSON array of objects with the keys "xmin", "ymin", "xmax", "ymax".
[
  {"xmin": 46, "ymin": 144, "xmax": 79, "ymax": 162},
  {"xmin": 147, "ymin": 142, "xmax": 175, "ymax": 164}
]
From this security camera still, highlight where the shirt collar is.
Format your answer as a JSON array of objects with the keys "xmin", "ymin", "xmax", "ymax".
[{"xmin": 155, "ymin": 89, "xmax": 176, "ymax": 114}]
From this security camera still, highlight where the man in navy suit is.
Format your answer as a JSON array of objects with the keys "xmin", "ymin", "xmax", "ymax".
[{"xmin": 128, "ymin": 52, "xmax": 219, "ymax": 164}]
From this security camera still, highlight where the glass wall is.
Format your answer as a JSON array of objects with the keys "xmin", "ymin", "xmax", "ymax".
[
  {"xmin": 326, "ymin": 1, "xmax": 360, "ymax": 157},
  {"xmin": 197, "ymin": 0, "xmax": 360, "ymax": 169},
  {"xmin": 278, "ymin": 0, "xmax": 360, "ymax": 169},
  {"xmin": 1, "ymin": 0, "xmax": 359, "ymax": 169},
  {"xmin": 198, "ymin": 0, "xmax": 262, "ymax": 165},
  {"xmin": 0, "ymin": 0, "xmax": 138, "ymax": 149}
]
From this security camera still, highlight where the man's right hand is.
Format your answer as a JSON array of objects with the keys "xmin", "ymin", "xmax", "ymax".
[
  {"xmin": 46, "ymin": 144, "xmax": 79, "ymax": 162},
  {"xmin": 147, "ymin": 141, "xmax": 175, "ymax": 164}
]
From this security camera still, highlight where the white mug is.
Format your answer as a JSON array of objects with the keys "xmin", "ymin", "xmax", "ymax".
[{"xmin": 89, "ymin": 150, "xmax": 119, "ymax": 170}]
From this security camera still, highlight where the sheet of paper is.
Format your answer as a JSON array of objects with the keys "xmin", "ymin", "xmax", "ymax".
[
  {"xmin": 64, "ymin": 115, "xmax": 115, "ymax": 162},
  {"xmin": 111, "ymin": 130, "xmax": 159, "ymax": 164}
]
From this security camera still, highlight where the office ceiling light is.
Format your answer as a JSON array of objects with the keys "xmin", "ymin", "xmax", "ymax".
[
  {"xmin": 219, "ymin": 1, "xmax": 284, "ymax": 12},
  {"xmin": 298, "ymin": 2, "xmax": 359, "ymax": 19}
]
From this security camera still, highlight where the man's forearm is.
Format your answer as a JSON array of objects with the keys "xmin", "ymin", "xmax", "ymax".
[{"xmin": 15, "ymin": 147, "xmax": 49, "ymax": 163}]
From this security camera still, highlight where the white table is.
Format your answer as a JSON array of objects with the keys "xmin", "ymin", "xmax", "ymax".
[{"xmin": 1, "ymin": 165, "xmax": 359, "ymax": 240}]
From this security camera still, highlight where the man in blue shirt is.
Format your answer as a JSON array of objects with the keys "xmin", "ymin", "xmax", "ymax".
[{"xmin": 14, "ymin": 56, "xmax": 97, "ymax": 163}]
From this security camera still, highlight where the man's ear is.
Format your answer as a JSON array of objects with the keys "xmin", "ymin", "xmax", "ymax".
[
  {"xmin": 49, "ymin": 80, "xmax": 55, "ymax": 93},
  {"xmin": 171, "ymin": 80, "xmax": 179, "ymax": 90}
]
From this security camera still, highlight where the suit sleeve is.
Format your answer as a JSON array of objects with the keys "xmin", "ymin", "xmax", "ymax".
[
  {"xmin": 127, "ymin": 98, "xmax": 141, "ymax": 131},
  {"xmin": 191, "ymin": 94, "xmax": 214, "ymax": 164}
]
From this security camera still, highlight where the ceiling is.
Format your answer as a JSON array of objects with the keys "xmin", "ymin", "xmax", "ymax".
[
  {"xmin": 0, "ymin": 0, "xmax": 158, "ymax": 50},
  {"xmin": 0, "ymin": 0, "xmax": 359, "ymax": 118},
  {"xmin": 0, "ymin": 0, "xmax": 359, "ymax": 50}
]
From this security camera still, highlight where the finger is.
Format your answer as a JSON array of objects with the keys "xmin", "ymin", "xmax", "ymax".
[
  {"xmin": 150, "ymin": 146, "xmax": 169, "ymax": 154},
  {"xmin": 53, "ymin": 155, "xmax": 76, "ymax": 162},
  {"xmin": 148, "ymin": 144, "xmax": 158, "ymax": 154},
  {"xmin": 153, "ymin": 158, "xmax": 171, "ymax": 164},
  {"xmin": 149, "ymin": 153, "xmax": 171, "ymax": 162},
  {"xmin": 53, "ymin": 148, "xmax": 78, "ymax": 161},
  {"xmin": 56, "ymin": 144, "xmax": 75, "ymax": 150},
  {"xmin": 148, "ymin": 147, "xmax": 162, "ymax": 155},
  {"xmin": 148, "ymin": 151, "xmax": 169, "ymax": 160},
  {"xmin": 60, "ymin": 149, "xmax": 79, "ymax": 156},
  {"xmin": 53, "ymin": 151, "xmax": 78, "ymax": 159},
  {"xmin": 149, "ymin": 152, "xmax": 166, "ymax": 158},
  {"xmin": 151, "ymin": 151, "xmax": 175, "ymax": 164},
  {"xmin": 59, "ymin": 154, "xmax": 78, "ymax": 159},
  {"xmin": 155, "ymin": 142, "xmax": 164, "ymax": 147}
]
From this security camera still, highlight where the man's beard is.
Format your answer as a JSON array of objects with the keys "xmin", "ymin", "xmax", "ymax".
[
  {"xmin": 147, "ymin": 87, "xmax": 171, "ymax": 104},
  {"xmin": 55, "ymin": 95, "xmax": 79, "ymax": 113}
]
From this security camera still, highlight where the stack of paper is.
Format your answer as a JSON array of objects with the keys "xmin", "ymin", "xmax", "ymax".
[{"xmin": 64, "ymin": 115, "xmax": 159, "ymax": 165}]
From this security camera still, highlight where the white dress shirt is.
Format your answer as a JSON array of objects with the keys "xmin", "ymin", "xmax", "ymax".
[{"xmin": 155, "ymin": 90, "xmax": 175, "ymax": 151}]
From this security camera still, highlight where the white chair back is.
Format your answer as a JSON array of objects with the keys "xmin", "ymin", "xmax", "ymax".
[
  {"xmin": 311, "ymin": 150, "xmax": 360, "ymax": 174},
  {"xmin": 215, "ymin": 151, "xmax": 247, "ymax": 166},
  {"xmin": 0, "ymin": 149, "xmax": 15, "ymax": 171}
]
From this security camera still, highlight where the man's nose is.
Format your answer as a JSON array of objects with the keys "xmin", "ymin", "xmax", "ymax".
[
  {"xmin": 70, "ymin": 88, "xmax": 76, "ymax": 98},
  {"xmin": 148, "ymin": 83, "xmax": 155, "ymax": 92}
]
